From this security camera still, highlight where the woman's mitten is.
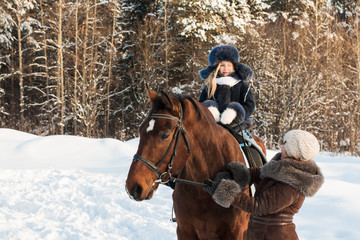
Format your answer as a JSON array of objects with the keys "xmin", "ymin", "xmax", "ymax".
[
  {"xmin": 212, "ymin": 179, "xmax": 242, "ymax": 208},
  {"xmin": 203, "ymin": 171, "xmax": 231, "ymax": 195},
  {"xmin": 226, "ymin": 162, "xmax": 250, "ymax": 188}
]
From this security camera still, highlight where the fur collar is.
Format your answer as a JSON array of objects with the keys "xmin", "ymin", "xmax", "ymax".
[
  {"xmin": 216, "ymin": 76, "xmax": 240, "ymax": 87},
  {"xmin": 260, "ymin": 157, "xmax": 324, "ymax": 197}
]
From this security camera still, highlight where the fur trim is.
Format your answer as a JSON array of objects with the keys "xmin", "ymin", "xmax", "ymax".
[
  {"xmin": 202, "ymin": 100, "xmax": 220, "ymax": 121},
  {"xmin": 208, "ymin": 45, "xmax": 239, "ymax": 66},
  {"xmin": 226, "ymin": 162, "xmax": 250, "ymax": 188},
  {"xmin": 212, "ymin": 179, "xmax": 241, "ymax": 208},
  {"xmin": 271, "ymin": 152, "xmax": 282, "ymax": 161},
  {"xmin": 234, "ymin": 62, "xmax": 254, "ymax": 82},
  {"xmin": 260, "ymin": 158, "xmax": 324, "ymax": 197},
  {"xmin": 199, "ymin": 45, "xmax": 254, "ymax": 81},
  {"xmin": 199, "ymin": 66, "xmax": 216, "ymax": 80},
  {"xmin": 216, "ymin": 76, "xmax": 240, "ymax": 87},
  {"xmin": 202, "ymin": 100, "xmax": 218, "ymax": 108},
  {"xmin": 227, "ymin": 102, "xmax": 245, "ymax": 123},
  {"xmin": 221, "ymin": 108, "xmax": 237, "ymax": 125}
]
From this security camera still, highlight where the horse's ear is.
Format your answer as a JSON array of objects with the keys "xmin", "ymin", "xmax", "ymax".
[
  {"xmin": 147, "ymin": 85, "xmax": 159, "ymax": 104},
  {"xmin": 160, "ymin": 91, "xmax": 181, "ymax": 114},
  {"xmin": 160, "ymin": 91, "xmax": 173, "ymax": 109}
]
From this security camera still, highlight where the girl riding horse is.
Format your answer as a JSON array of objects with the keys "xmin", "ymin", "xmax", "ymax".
[{"xmin": 126, "ymin": 87, "xmax": 266, "ymax": 239}]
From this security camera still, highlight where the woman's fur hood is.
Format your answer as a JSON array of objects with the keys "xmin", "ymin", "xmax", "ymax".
[{"xmin": 260, "ymin": 155, "xmax": 324, "ymax": 197}]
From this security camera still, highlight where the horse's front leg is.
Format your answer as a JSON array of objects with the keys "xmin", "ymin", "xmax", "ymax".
[
  {"xmin": 177, "ymin": 222, "xmax": 238, "ymax": 240},
  {"xmin": 176, "ymin": 225, "xmax": 199, "ymax": 240},
  {"xmin": 177, "ymin": 227, "xmax": 223, "ymax": 240}
]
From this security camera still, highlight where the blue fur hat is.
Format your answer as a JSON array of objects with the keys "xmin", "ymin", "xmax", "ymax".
[{"xmin": 199, "ymin": 45, "xmax": 254, "ymax": 82}]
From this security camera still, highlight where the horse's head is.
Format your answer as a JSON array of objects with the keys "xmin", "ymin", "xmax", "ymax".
[{"xmin": 126, "ymin": 87, "xmax": 194, "ymax": 201}]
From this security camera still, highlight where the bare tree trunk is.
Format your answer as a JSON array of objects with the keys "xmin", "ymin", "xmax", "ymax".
[
  {"xmin": 11, "ymin": 40, "xmax": 15, "ymax": 127},
  {"xmin": 280, "ymin": 21, "xmax": 287, "ymax": 132},
  {"xmin": 57, "ymin": 0, "xmax": 65, "ymax": 134},
  {"xmin": 88, "ymin": 0, "xmax": 98, "ymax": 137},
  {"xmin": 39, "ymin": 0, "xmax": 52, "ymax": 133},
  {"xmin": 74, "ymin": 0, "xmax": 80, "ymax": 135},
  {"xmin": 163, "ymin": 0, "xmax": 169, "ymax": 88},
  {"xmin": 105, "ymin": 3, "xmax": 117, "ymax": 136},
  {"xmin": 16, "ymin": 12, "xmax": 24, "ymax": 131},
  {"xmin": 82, "ymin": 0, "xmax": 90, "ymax": 107},
  {"xmin": 313, "ymin": 0, "xmax": 319, "ymax": 70},
  {"xmin": 89, "ymin": 0, "xmax": 97, "ymax": 83},
  {"xmin": 353, "ymin": 17, "xmax": 360, "ymax": 155},
  {"xmin": 81, "ymin": 0, "xmax": 90, "ymax": 136}
]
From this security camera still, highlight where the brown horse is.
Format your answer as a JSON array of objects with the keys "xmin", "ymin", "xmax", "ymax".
[{"xmin": 126, "ymin": 87, "xmax": 266, "ymax": 240}]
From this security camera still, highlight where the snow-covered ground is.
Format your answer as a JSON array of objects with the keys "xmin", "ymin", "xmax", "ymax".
[{"xmin": 0, "ymin": 128, "xmax": 359, "ymax": 240}]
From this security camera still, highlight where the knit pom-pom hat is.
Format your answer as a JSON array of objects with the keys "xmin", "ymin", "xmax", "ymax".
[
  {"xmin": 199, "ymin": 45, "xmax": 254, "ymax": 82},
  {"xmin": 283, "ymin": 130, "xmax": 320, "ymax": 161}
]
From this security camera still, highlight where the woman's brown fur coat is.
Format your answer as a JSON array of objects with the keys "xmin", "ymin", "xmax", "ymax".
[{"xmin": 212, "ymin": 153, "xmax": 324, "ymax": 240}]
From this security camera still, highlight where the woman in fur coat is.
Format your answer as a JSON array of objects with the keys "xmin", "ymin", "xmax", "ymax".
[
  {"xmin": 204, "ymin": 130, "xmax": 324, "ymax": 240},
  {"xmin": 198, "ymin": 45, "xmax": 255, "ymax": 130}
]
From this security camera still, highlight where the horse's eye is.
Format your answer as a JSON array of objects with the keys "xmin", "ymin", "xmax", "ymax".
[{"xmin": 159, "ymin": 132, "xmax": 170, "ymax": 140}]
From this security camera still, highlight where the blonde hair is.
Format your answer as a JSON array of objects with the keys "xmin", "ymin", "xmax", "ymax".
[{"xmin": 206, "ymin": 64, "xmax": 221, "ymax": 98}]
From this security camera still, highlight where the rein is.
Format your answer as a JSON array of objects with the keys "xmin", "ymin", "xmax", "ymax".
[{"xmin": 133, "ymin": 109, "xmax": 207, "ymax": 193}]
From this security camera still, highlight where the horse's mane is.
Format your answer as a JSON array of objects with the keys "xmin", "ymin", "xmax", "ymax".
[
  {"xmin": 153, "ymin": 93, "xmax": 202, "ymax": 120},
  {"xmin": 181, "ymin": 95, "xmax": 202, "ymax": 120}
]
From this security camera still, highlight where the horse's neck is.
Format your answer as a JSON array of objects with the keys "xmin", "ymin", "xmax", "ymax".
[
  {"xmin": 179, "ymin": 101, "xmax": 241, "ymax": 181},
  {"xmin": 182, "ymin": 123, "xmax": 239, "ymax": 181}
]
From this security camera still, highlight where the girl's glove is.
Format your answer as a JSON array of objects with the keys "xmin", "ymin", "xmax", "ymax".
[{"xmin": 203, "ymin": 171, "xmax": 231, "ymax": 195}]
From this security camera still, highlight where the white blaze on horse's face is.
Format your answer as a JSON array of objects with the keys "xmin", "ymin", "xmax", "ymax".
[{"xmin": 146, "ymin": 119, "xmax": 155, "ymax": 132}]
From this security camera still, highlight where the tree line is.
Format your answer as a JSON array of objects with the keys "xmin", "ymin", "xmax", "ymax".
[{"xmin": 0, "ymin": 0, "xmax": 359, "ymax": 155}]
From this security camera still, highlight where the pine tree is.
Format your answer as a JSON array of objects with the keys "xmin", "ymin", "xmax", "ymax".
[
  {"xmin": 330, "ymin": 0, "xmax": 359, "ymax": 20},
  {"xmin": 0, "ymin": 0, "xmax": 39, "ymax": 131}
]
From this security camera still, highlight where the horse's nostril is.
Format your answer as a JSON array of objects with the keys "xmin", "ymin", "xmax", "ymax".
[{"xmin": 131, "ymin": 184, "xmax": 143, "ymax": 200}]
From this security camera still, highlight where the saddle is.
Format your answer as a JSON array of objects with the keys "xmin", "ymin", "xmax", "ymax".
[
  {"xmin": 222, "ymin": 122, "xmax": 267, "ymax": 168},
  {"xmin": 222, "ymin": 122, "xmax": 267, "ymax": 196}
]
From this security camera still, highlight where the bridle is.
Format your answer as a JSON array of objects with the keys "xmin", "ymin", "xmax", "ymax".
[
  {"xmin": 133, "ymin": 106, "xmax": 191, "ymax": 180},
  {"xmin": 132, "ymin": 107, "xmax": 207, "ymax": 196}
]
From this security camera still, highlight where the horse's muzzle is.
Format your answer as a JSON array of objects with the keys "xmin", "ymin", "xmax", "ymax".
[{"xmin": 126, "ymin": 183, "xmax": 144, "ymax": 201}]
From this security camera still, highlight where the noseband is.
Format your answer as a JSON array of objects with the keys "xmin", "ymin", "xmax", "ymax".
[{"xmin": 133, "ymin": 109, "xmax": 191, "ymax": 185}]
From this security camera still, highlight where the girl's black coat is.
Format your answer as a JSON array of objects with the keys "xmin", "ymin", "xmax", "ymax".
[{"xmin": 198, "ymin": 81, "xmax": 255, "ymax": 120}]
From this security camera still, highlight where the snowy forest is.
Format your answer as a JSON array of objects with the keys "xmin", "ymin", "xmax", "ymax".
[{"xmin": 0, "ymin": 0, "xmax": 359, "ymax": 155}]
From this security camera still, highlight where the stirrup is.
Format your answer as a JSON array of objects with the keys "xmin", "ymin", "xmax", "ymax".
[
  {"xmin": 170, "ymin": 205, "xmax": 176, "ymax": 222},
  {"xmin": 241, "ymin": 129, "xmax": 267, "ymax": 163}
]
